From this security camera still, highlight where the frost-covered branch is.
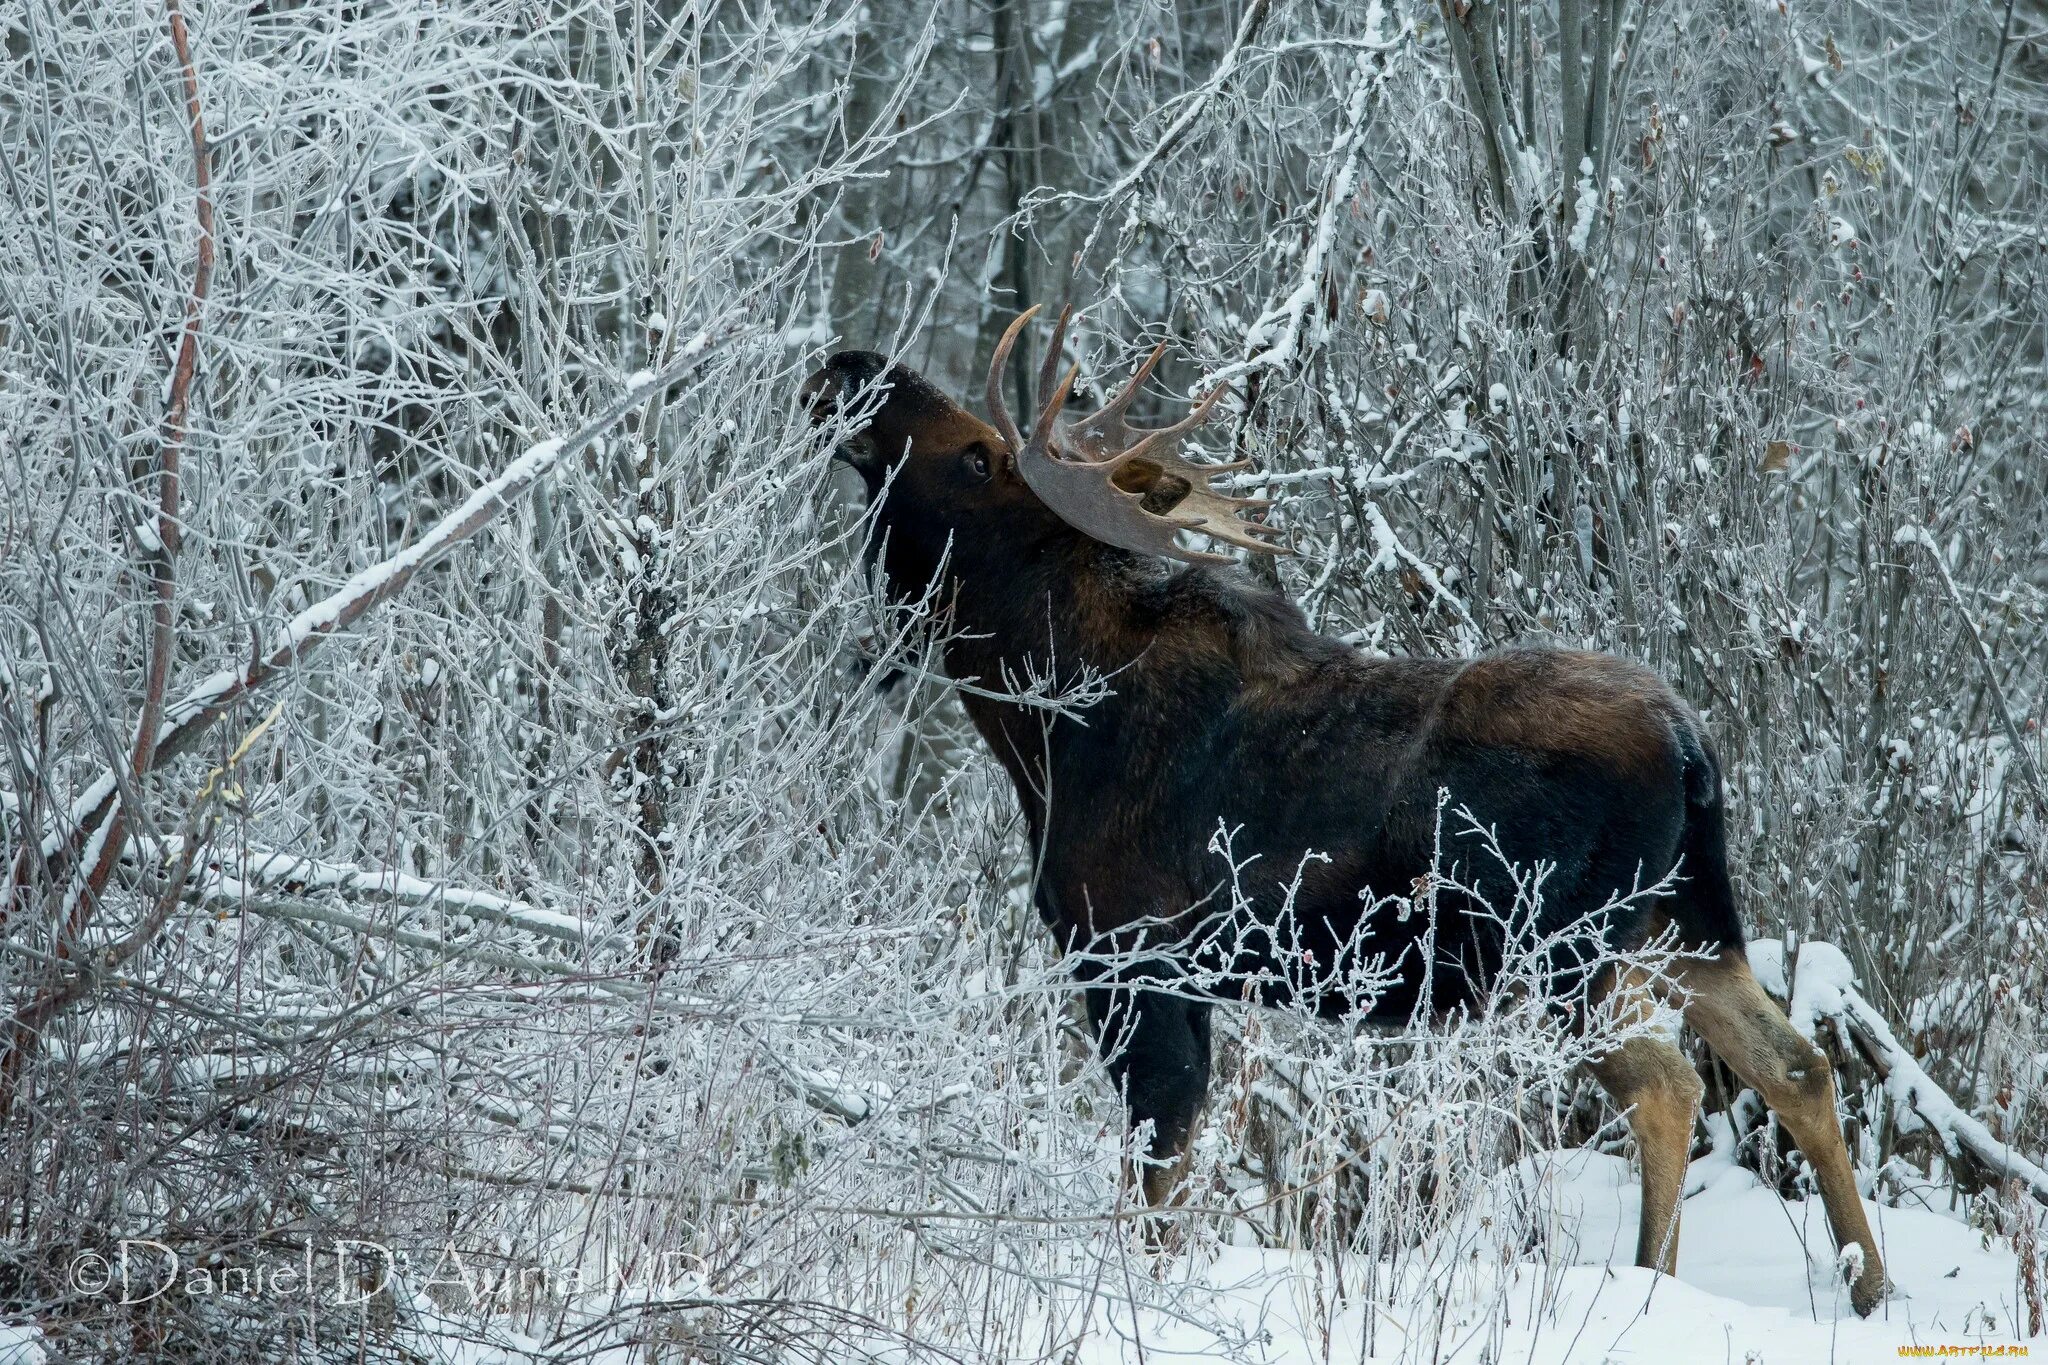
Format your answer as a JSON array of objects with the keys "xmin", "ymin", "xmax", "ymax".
[
  {"xmin": 1894, "ymin": 524, "xmax": 2048, "ymax": 818},
  {"xmin": 37, "ymin": 340, "xmax": 730, "ymax": 874}
]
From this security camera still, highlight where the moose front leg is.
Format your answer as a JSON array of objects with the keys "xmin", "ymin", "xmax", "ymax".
[{"xmin": 1085, "ymin": 974, "xmax": 1213, "ymax": 1208}]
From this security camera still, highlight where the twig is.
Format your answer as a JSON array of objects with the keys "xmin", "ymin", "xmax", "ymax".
[
  {"xmin": 36, "ymin": 338, "xmax": 733, "ymax": 875},
  {"xmin": 1895, "ymin": 526, "xmax": 2048, "ymax": 820},
  {"xmin": 131, "ymin": 0, "xmax": 213, "ymax": 783},
  {"xmin": 1056, "ymin": 0, "xmax": 1275, "ymax": 270},
  {"xmin": 71, "ymin": 0, "xmax": 220, "ymax": 972}
]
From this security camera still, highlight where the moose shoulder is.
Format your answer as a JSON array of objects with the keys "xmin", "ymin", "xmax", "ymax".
[{"xmin": 801, "ymin": 309, "xmax": 1887, "ymax": 1316}]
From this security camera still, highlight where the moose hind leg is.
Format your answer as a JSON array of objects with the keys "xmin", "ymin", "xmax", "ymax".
[
  {"xmin": 1588, "ymin": 1033, "xmax": 1703, "ymax": 1277},
  {"xmin": 1677, "ymin": 951, "xmax": 1886, "ymax": 1316},
  {"xmin": 1087, "ymin": 983, "xmax": 1213, "ymax": 1207}
]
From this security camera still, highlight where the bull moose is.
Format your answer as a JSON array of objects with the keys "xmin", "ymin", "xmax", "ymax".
[{"xmin": 801, "ymin": 308, "xmax": 1886, "ymax": 1316}]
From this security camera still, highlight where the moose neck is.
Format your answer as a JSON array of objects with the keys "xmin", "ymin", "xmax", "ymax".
[
  {"xmin": 939, "ymin": 530, "xmax": 1150, "ymax": 693},
  {"xmin": 929, "ymin": 528, "xmax": 1157, "ymax": 821}
]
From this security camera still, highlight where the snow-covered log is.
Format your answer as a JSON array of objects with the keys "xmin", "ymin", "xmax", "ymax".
[{"xmin": 1751, "ymin": 939, "xmax": 2048, "ymax": 1209}]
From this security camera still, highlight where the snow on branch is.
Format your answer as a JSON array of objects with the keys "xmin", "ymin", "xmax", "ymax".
[
  {"xmin": 1893, "ymin": 524, "xmax": 2048, "ymax": 818},
  {"xmin": 1047, "ymin": 0, "xmax": 1275, "ymax": 219},
  {"xmin": 1208, "ymin": 55, "xmax": 1382, "ymax": 387},
  {"xmin": 150, "ymin": 339, "xmax": 727, "ymax": 765},
  {"xmin": 177, "ymin": 878, "xmax": 926, "ymax": 1136},
  {"xmin": 39, "ymin": 334, "xmax": 735, "ymax": 865},
  {"xmin": 141, "ymin": 839, "xmax": 608, "ymax": 950},
  {"xmin": 1750, "ymin": 938, "xmax": 2048, "ymax": 1208}
]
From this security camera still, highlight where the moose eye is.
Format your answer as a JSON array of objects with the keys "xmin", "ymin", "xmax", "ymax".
[{"xmin": 964, "ymin": 445, "xmax": 991, "ymax": 480}]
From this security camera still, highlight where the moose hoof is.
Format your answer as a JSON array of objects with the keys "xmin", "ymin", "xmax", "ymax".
[{"xmin": 1846, "ymin": 1259, "xmax": 1888, "ymax": 1318}]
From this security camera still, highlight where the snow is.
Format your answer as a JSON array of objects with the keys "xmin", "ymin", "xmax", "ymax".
[
  {"xmin": 976, "ymin": 941, "xmax": 2045, "ymax": 1363},
  {"xmin": 12, "ymin": 1147, "xmax": 2030, "ymax": 1363},
  {"xmin": 1049, "ymin": 1147, "xmax": 2032, "ymax": 1363},
  {"xmin": 1786, "ymin": 939, "xmax": 1857, "ymax": 1038},
  {"xmin": 1568, "ymin": 157, "xmax": 1599, "ymax": 253},
  {"xmin": 1744, "ymin": 936, "xmax": 1856, "ymax": 1040},
  {"xmin": 1894, "ymin": 522, "xmax": 1940, "ymax": 552},
  {"xmin": 1358, "ymin": 502, "xmax": 1472, "ymax": 624},
  {"xmin": 1746, "ymin": 937, "xmax": 1790, "ymax": 999},
  {"xmin": 0, "ymin": 1326, "xmax": 45, "ymax": 1365}
]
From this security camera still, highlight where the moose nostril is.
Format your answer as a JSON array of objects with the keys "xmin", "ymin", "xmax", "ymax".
[
  {"xmin": 800, "ymin": 369, "xmax": 840, "ymax": 421},
  {"xmin": 805, "ymin": 351, "xmax": 894, "ymax": 427}
]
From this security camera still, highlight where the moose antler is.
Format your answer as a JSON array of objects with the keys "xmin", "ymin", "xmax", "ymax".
[{"xmin": 985, "ymin": 306, "xmax": 1291, "ymax": 566}]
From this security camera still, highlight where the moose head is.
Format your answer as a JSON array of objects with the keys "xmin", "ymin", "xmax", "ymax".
[{"xmin": 801, "ymin": 306, "xmax": 1288, "ymax": 601}]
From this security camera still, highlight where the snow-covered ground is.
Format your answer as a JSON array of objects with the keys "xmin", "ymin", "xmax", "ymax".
[
  {"xmin": 0, "ymin": 1144, "xmax": 2030, "ymax": 1363},
  {"xmin": 1067, "ymin": 1146, "xmax": 2030, "ymax": 1364}
]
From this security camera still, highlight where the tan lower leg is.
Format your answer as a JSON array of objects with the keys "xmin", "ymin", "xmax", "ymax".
[
  {"xmin": 1129, "ymin": 1134, "xmax": 1197, "ymax": 1253},
  {"xmin": 1678, "ymin": 951, "xmax": 1886, "ymax": 1315},
  {"xmin": 1138, "ymin": 1142, "xmax": 1194, "ymax": 1208},
  {"xmin": 1590, "ymin": 1033, "xmax": 1703, "ymax": 1276}
]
